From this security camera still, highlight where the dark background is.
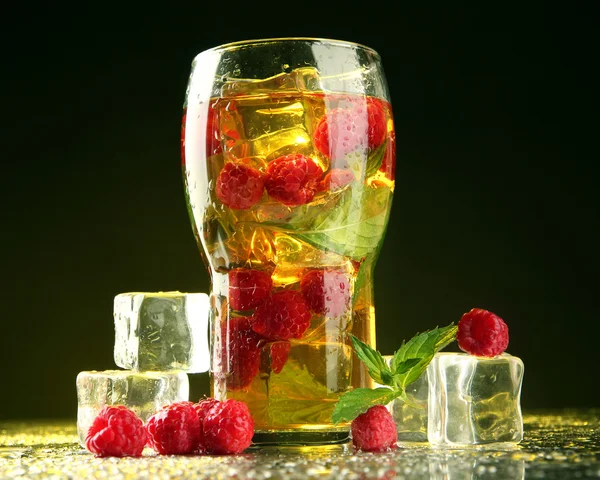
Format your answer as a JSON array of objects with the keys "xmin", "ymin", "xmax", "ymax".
[{"xmin": 2, "ymin": 4, "xmax": 598, "ymax": 420}]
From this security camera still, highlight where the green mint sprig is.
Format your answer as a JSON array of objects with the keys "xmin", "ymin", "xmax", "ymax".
[{"xmin": 331, "ymin": 324, "xmax": 457, "ymax": 425}]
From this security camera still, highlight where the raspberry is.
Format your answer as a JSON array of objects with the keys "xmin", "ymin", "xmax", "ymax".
[
  {"xmin": 351, "ymin": 405, "xmax": 397, "ymax": 452},
  {"xmin": 193, "ymin": 397, "xmax": 221, "ymax": 453},
  {"xmin": 318, "ymin": 168, "xmax": 355, "ymax": 192},
  {"xmin": 206, "ymin": 101, "xmax": 223, "ymax": 157},
  {"xmin": 85, "ymin": 406, "xmax": 147, "ymax": 457},
  {"xmin": 379, "ymin": 130, "xmax": 396, "ymax": 181},
  {"xmin": 228, "ymin": 268, "xmax": 273, "ymax": 310},
  {"xmin": 457, "ymin": 308, "xmax": 509, "ymax": 357},
  {"xmin": 216, "ymin": 162, "xmax": 264, "ymax": 210},
  {"xmin": 261, "ymin": 341, "xmax": 291, "ymax": 374},
  {"xmin": 146, "ymin": 401, "xmax": 201, "ymax": 455},
  {"xmin": 202, "ymin": 399, "xmax": 254, "ymax": 454},
  {"xmin": 216, "ymin": 317, "xmax": 262, "ymax": 390},
  {"xmin": 313, "ymin": 98, "xmax": 387, "ymax": 159},
  {"xmin": 251, "ymin": 290, "xmax": 311, "ymax": 340},
  {"xmin": 264, "ymin": 154, "xmax": 323, "ymax": 206},
  {"xmin": 300, "ymin": 269, "xmax": 351, "ymax": 318}
]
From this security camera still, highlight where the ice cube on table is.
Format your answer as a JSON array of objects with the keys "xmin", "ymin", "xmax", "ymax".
[
  {"xmin": 76, "ymin": 370, "xmax": 189, "ymax": 446},
  {"xmin": 379, "ymin": 355, "xmax": 428, "ymax": 442},
  {"xmin": 114, "ymin": 292, "xmax": 209, "ymax": 372},
  {"xmin": 427, "ymin": 352, "xmax": 524, "ymax": 446}
]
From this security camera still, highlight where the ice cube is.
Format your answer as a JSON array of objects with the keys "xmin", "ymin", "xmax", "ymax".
[
  {"xmin": 76, "ymin": 370, "xmax": 188, "ymax": 446},
  {"xmin": 377, "ymin": 355, "xmax": 428, "ymax": 442},
  {"xmin": 221, "ymin": 95, "xmax": 314, "ymax": 162},
  {"xmin": 427, "ymin": 352, "xmax": 524, "ymax": 446},
  {"xmin": 114, "ymin": 292, "xmax": 209, "ymax": 372}
]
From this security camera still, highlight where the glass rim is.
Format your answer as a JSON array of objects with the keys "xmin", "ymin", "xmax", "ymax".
[{"xmin": 192, "ymin": 37, "xmax": 380, "ymax": 62}]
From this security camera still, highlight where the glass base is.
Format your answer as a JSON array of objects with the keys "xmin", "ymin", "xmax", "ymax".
[{"xmin": 250, "ymin": 429, "xmax": 350, "ymax": 447}]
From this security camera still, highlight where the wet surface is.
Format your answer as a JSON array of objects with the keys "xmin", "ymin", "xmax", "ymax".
[{"xmin": 0, "ymin": 410, "xmax": 598, "ymax": 479}]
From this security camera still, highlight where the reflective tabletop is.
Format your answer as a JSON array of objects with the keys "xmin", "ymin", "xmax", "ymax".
[{"xmin": 1, "ymin": 410, "xmax": 598, "ymax": 479}]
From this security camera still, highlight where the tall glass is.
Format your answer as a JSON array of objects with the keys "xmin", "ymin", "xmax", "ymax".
[{"xmin": 182, "ymin": 38, "xmax": 395, "ymax": 445}]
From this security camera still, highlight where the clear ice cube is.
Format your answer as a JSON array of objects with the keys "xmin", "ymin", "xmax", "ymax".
[
  {"xmin": 76, "ymin": 369, "xmax": 189, "ymax": 446},
  {"xmin": 427, "ymin": 352, "xmax": 524, "ymax": 446},
  {"xmin": 114, "ymin": 292, "xmax": 209, "ymax": 372},
  {"xmin": 378, "ymin": 355, "xmax": 428, "ymax": 442}
]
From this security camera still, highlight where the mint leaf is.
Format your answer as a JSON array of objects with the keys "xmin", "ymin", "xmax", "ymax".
[
  {"xmin": 365, "ymin": 141, "xmax": 388, "ymax": 177},
  {"xmin": 393, "ymin": 357, "xmax": 422, "ymax": 375},
  {"xmin": 331, "ymin": 388, "xmax": 402, "ymax": 425},
  {"xmin": 390, "ymin": 324, "xmax": 457, "ymax": 388},
  {"xmin": 296, "ymin": 185, "xmax": 393, "ymax": 261},
  {"xmin": 349, "ymin": 334, "xmax": 393, "ymax": 386}
]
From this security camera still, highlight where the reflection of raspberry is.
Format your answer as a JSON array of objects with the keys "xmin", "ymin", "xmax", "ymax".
[
  {"xmin": 229, "ymin": 268, "xmax": 273, "ymax": 310},
  {"xmin": 146, "ymin": 401, "xmax": 201, "ymax": 455},
  {"xmin": 85, "ymin": 406, "xmax": 147, "ymax": 457},
  {"xmin": 262, "ymin": 341, "xmax": 291, "ymax": 374},
  {"xmin": 203, "ymin": 399, "xmax": 254, "ymax": 454},
  {"xmin": 193, "ymin": 398, "xmax": 221, "ymax": 453},
  {"xmin": 351, "ymin": 405, "xmax": 397, "ymax": 452},
  {"xmin": 319, "ymin": 169, "xmax": 355, "ymax": 192},
  {"xmin": 216, "ymin": 162, "xmax": 264, "ymax": 210},
  {"xmin": 314, "ymin": 98, "xmax": 387, "ymax": 159},
  {"xmin": 265, "ymin": 154, "xmax": 323, "ymax": 206},
  {"xmin": 218, "ymin": 317, "xmax": 262, "ymax": 390},
  {"xmin": 251, "ymin": 290, "xmax": 311, "ymax": 340},
  {"xmin": 300, "ymin": 269, "xmax": 351, "ymax": 318},
  {"xmin": 457, "ymin": 308, "xmax": 509, "ymax": 357}
]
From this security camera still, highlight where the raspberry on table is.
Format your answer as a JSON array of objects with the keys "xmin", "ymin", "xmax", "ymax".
[
  {"xmin": 251, "ymin": 290, "xmax": 311, "ymax": 340},
  {"xmin": 146, "ymin": 401, "xmax": 201, "ymax": 455},
  {"xmin": 202, "ymin": 399, "xmax": 254, "ymax": 454},
  {"xmin": 264, "ymin": 154, "xmax": 323, "ymax": 206},
  {"xmin": 85, "ymin": 405, "xmax": 147, "ymax": 457},
  {"xmin": 318, "ymin": 168, "xmax": 355, "ymax": 192},
  {"xmin": 193, "ymin": 397, "xmax": 221, "ymax": 453},
  {"xmin": 216, "ymin": 317, "xmax": 262, "ymax": 390},
  {"xmin": 351, "ymin": 405, "xmax": 397, "ymax": 452},
  {"xmin": 228, "ymin": 268, "xmax": 273, "ymax": 311},
  {"xmin": 300, "ymin": 269, "xmax": 351, "ymax": 318},
  {"xmin": 216, "ymin": 161, "xmax": 265, "ymax": 210},
  {"xmin": 457, "ymin": 308, "xmax": 509, "ymax": 357},
  {"xmin": 313, "ymin": 98, "xmax": 387, "ymax": 160}
]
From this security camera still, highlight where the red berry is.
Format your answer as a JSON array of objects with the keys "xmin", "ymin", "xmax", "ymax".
[
  {"xmin": 457, "ymin": 308, "xmax": 509, "ymax": 357},
  {"xmin": 251, "ymin": 290, "xmax": 311, "ymax": 340},
  {"xmin": 146, "ymin": 401, "xmax": 201, "ymax": 455},
  {"xmin": 228, "ymin": 268, "xmax": 273, "ymax": 310},
  {"xmin": 313, "ymin": 98, "xmax": 387, "ymax": 159},
  {"xmin": 319, "ymin": 168, "xmax": 355, "ymax": 192},
  {"xmin": 206, "ymin": 102, "xmax": 223, "ymax": 157},
  {"xmin": 216, "ymin": 317, "xmax": 262, "ymax": 390},
  {"xmin": 193, "ymin": 398, "xmax": 221, "ymax": 452},
  {"xmin": 379, "ymin": 130, "xmax": 396, "ymax": 181},
  {"xmin": 262, "ymin": 341, "xmax": 291, "ymax": 374},
  {"xmin": 216, "ymin": 162, "xmax": 264, "ymax": 210},
  {"xmin": 351, "ymin": 405, "xmax": 397, "ymax": 452},
  {"xmin": 264, "ymin": 154, "xmax": 323, "ymax": 206},
  {"xmin": 85, "ymin": 405, "xmax": 147, "ymax": 457},
  {"xmin": 300, "ymin": 269, "xmax": 351, "ymax": 318},
  {"xmin": 202, "ymin": 399, "xmax": 254, "ymax": 454}
]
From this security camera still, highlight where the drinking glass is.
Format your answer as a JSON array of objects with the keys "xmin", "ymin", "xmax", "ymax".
[{"xmin": 182, "ymin": 37, "xmax": 395, "ymax": 445}]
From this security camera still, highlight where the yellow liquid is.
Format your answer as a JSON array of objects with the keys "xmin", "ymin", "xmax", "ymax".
[{"xmin": 183, "ymin": 75, "xmax": 394, "ymax": 438}]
